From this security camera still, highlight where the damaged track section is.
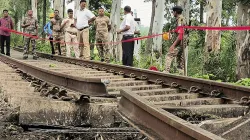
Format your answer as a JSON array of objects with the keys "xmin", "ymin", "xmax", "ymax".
[
  {"xmin": 118, "ymin": 85, "xmax": 250, "ymax": 140},
  {"xmin": 0, "ymin": 56, "xmax": 146, "ymax": 139},
  {"xmin": 118, "ymin": 89, "xmax": 225, "ymax": 140},
  {"xmin": 0, "ymin": 54, "xmax": 108, "ymax": 97}
]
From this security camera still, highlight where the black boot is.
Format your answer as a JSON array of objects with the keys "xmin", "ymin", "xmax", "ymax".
[{"xmin": 23, "ymin": 54, "xmax": 28, "ymax": 60}]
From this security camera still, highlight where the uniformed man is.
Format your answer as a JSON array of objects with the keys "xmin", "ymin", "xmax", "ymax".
[
  {"xmin": 165, "ymin": 6, "xmax": 186, "ymax": 75},
  {"xmin": 61, "ymin": 9, "xmax": 80, "ymax": 58},
  {"xmin": 95, "ymin": 7, "xmax": 111, "ymax": 62},
  {"xmin": 51, "ymin": 10, "xmax": 63, "ymax": 55},
  {"xmin": 21, "ymin": 10, "xmax": 38, "ymax": 60}
]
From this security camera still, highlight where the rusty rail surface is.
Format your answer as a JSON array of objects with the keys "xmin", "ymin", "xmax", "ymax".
[
  {"xmin": 22, "ymin": 49, "xmax": 250, "ymax": 101},
  {"xmin": 119, "ymin": 89, "xmax": 225, "ymax": 140},
  {"xmin": 13, "ymin": 47, "xmax": 250, "ymax": 139},
  {"xmin": 0, "ymin": 53, "xmax": 108, "ymax": 97}
]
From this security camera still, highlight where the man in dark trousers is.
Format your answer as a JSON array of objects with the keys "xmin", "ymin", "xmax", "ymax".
[
  {"xmin": 44, "ymin": 13, "xmax": 55, "ymax": 54},
  {"xmin": 117, "ymin": 6, "xmax": 135, "ymax": 66},
  {"xmin": 0, "ymin": 9, "xmax": 14, "ymax": 56}
]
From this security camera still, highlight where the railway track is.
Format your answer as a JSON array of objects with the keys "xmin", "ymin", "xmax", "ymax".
[
  {"xmin": 0, "ymin": 51, "xmax": 143, "ymax": 139},
  {"xmin": 4, "ymin": 47, "xmax": 250, "ymax": 139}
]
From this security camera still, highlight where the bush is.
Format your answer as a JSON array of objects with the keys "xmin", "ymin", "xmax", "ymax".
[
  {"xmin": 235, "ymin": 78, "xmax": 250, "ymax": 87},
  {"xmin": 36, "ymin": 41, "xmax": 51, "ymax": 53}
]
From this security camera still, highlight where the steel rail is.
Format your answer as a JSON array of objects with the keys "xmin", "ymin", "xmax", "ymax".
[
  {"xmin": 119, "ymin": 89, "xmax": 225, "ymax": 140},
  {"xmin": 0, "ymin": 54, "xmax": 108, "ymax": 97},
  {"xmin": 12, "ymin": 47, "xmax": 250, "ymax": 139},
  {"xmin": 25, "ymin": 49, "xmax": 250, "ymax": 101}
]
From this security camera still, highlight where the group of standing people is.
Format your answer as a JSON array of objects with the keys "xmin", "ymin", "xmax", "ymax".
[
  {"xmin": 43, "ymin": 0, "xmax": 140, "ymax": 65},
  {"xmin": 43, "ymin": 0, "xmax": 112, "ymax": 62},
  {"xmin": 0, "ymin": 0, "xmax": 142, "ymax": 66},
  {"xmin": 43, "ymin": 0, "xmax": 95, "ymax": 60},
  {"xmin": 0, "ymin": 0, "xmax": 185, "ymax": 75}
]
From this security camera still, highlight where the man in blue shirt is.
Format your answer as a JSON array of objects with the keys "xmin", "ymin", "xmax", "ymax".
[{"xmin": 44, "ymin": 13, "xmax": 55, "ymax": 54}]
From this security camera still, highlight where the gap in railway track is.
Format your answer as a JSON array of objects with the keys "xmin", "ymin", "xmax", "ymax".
[
  {"xmin": 0, "ymin": 52, "xmax": 146, "ymax": 139},
  {"xmin": 7, "ymin": 47, "xmax": 250, "ymax": 139}
]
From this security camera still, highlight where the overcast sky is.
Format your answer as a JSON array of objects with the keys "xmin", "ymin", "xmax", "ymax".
[{"xmin": 66, "ymin": 0, "xmax": 152, "ymax": 27}]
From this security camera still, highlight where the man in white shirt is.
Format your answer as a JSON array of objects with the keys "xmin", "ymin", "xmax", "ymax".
[
  {"xmin": 61, "ymin": 9, "xmax": 80, "ymax": 58},
  {"xmin": 74, "ymin": 0, "xmax": 96, "ymax": 60},
  {"xmin": 117, "ymin": 6, "xmax": 136, "ymax": 66}
]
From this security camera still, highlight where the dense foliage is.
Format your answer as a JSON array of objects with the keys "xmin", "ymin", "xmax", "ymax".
[{"xmin": 139, "ymin": 0, "xmax": 241, "ymax": 84}]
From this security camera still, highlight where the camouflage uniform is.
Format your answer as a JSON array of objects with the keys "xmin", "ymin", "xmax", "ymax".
[
  {"xmin": 22, "ymin": 16, "xmax": 38, "ymax": 59},
  {"xmin": 51, "ymin": 16, "xmax": 64, "ymax": 55},
  {"xmin": 95, "ymin": 16, "xmax": 110, "ymax": 62},
  {"xmin": 165, "ymin": 15, "xmax": 186, "ymax": 75}
]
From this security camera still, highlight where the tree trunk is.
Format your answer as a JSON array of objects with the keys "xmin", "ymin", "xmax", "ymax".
[
  {"xmin": 178, "ymin": 0, "xmax": 190, "ymax": 76},
  {"xmin": 29, "ymin": 0, "xmax": 32, "ymax": 10},
  {"xmin": 109, "ymin": 0, "xmax": 122, "ymax": 62},
  {"xmin": 13, "ymin": 5, "xmax": 17, "ymax": 30},
  {"xmin": 17, "ymin": 19, "xmax": 21, "ymax": 31},
  {"xmin": 22, "ymin": 14, "xmax": 25, "ymax": 41},
  {"xmin": 86, "ymin": 0, "xmax": 89, "ymax": 8},
  {"xmin": 32, "ymin": 0, "xmax": 38, "ymax": 19},
  {"xmin": 236, "ymin": 3, "xmax": 250, "ymax": 79},
  {"xmin": 63, "ymin": 0, "xmax": 66, "ymax": 18},
  {"xmin": 54, "ymin": 0, "xmax": 64, "ymax": 17},
  {"xmin": 74, "ymin": 0, "xmax": 80, "ymax": 11},
  {"xmin": 150, "ymin": 0, "xmax": 165, "ymax": 67},
  {"xmin": 200, "ymin": 0, "xmax": 204, "ymax": 23},
  {"xmin": 42, "ymin": 0, "xmax": 47, "ymax": 40},
  {"xmin": 145, "ymin": 0, "xmax": 156, "ymax": 55},
  {"xmin": 205, "ymin": 0, "xmax": 222, "ymax": 53},
  {"xmin": 226, "ymin": 14, "xmax": 230, "ymax": 26}
]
